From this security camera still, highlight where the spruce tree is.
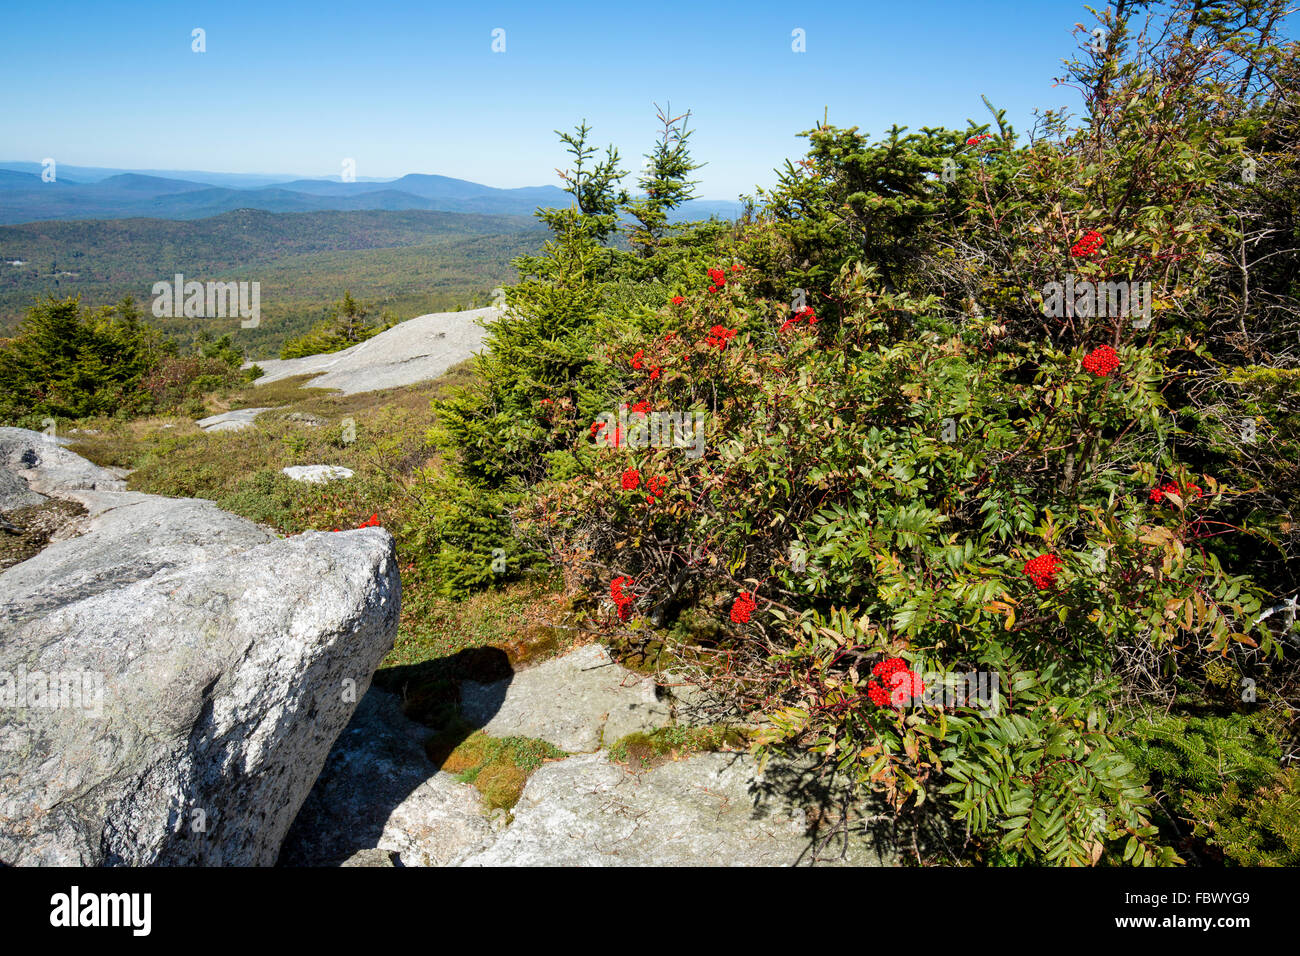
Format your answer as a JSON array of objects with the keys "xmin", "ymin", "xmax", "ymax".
[
  {"xmin": 552, "ymin": 121, "xmax": 627, "ymax": 243},
  {"xmin": 0, "ymin": 296, "xmax": 157, "ymax": 424},
  {"xmin": 624, "ymin": 104, "xmax": 702, "ymax": 257}
]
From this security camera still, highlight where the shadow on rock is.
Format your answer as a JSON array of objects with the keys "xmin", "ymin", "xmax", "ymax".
[
  {"xmin": 748, "ymin": 754, "xmax": 955, "ymax": 866},
  {"xmin": 375, "ymin": 646, "xmax": 514, "ymax": 730},
  {"xmin": 277, "ymin": 647, "xmax": 514, "ymax": 867}
]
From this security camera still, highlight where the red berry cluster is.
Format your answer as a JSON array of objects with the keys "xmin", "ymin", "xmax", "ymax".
[
  {"xmin": 645, "ymin": 475, "xmax": 669, "ymax": 504},
  {"xmin": 701, "ymin": 264, "xmax": 744, "ymax": 292},
  {"xmin": 1082, "ymin": 345, "xmax": 1120, "ymax": 377},
  {"xmin": 628, "ymin": 400, "xmax": 652, "ymax": 415},
  {"xmin": 729, "ymin": 592, "xmax": 757, "ymax": 623},
  {"xmin": 867, "ymin": 657, "xmax": 924, "ymax": 708},
  {"xmin": 630, "ymin": 348, "xmax": 663, "ymax": 380},
  {"xmin": 705, "ymin": 325, "xmax": 738, "ymax": 350},
  {"xmin": 619, "ymin": 469, "xmax": 669, "ymax": 503},
  {"xmin": 1071, "ymin": 230, "xmax": 1105, "ymax": 258},
  {"xmin": 966, "ymin": 134, "xmax": 993, "ymax": 145},
  {"xmin": 590, "ymin": 421, "xmax": 624, "ymax": 447},
  {"xmin": 611, "ymin": 576, "xmax": 635, "ymax": 621},
  {"xmin": 670, "ymin": 296, "xmax": 684, "ymax": 306},
  {"xmin": 779, "ymin": 306, "xmax": 819, "ymax": 334},
  {"xmin": 1023, "ymin": 553, "xmax": 1064, "ymax": 590},
  {"xmin": 1149, "ymin": 481, "xmax": 1203, "ymax": 503}
]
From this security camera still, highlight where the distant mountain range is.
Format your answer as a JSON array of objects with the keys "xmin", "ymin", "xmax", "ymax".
[
  {"xmin": 0, "ymin": 163, "xmax": 744, "ymax": 225},
  {"xmin": 0, "ymin": 208, "xmax": 550, "ymax": 355}
]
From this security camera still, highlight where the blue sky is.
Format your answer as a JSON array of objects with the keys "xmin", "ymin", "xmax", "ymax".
[{"xmin": 1, "ymin": 1, "xmax": 1109, "ymax": 198}]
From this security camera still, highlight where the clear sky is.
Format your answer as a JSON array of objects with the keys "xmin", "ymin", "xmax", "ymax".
[{"xmin": 0, "ymin": 0, "xmax": 1111, "ymax": 198}]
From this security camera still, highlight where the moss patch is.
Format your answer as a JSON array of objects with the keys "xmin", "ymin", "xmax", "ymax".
[
  {"xmin": 426, "ymin": 728, "xmax": 567, "ymax": 810},
  {"xmin": 607, "ymin": 725, "xmax": 750, "ymax": 771}
]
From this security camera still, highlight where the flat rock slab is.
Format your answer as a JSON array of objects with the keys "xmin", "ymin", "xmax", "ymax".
[
  {"xmin": 283, "ymin": 465, "xmax": 354, "ymax": 484},
  {"xmin": 280, "ymin": 688, "xmax": 494, "ymax": 867},
  {"xmin": 0, "ymin": 427, "xmax": 125, "ymax": 499},
  {"xmin": 245, "ymin": 307, "xmax": 500, "ymax": 395},
  {"xmin": 460, "ymin": 643, "xmax": 671, "ymax": 752},
  {"xmin": 195, "ymin": 408, "xmax": 274, "ymax": 432},
  {"xmin": 459, "ymin": 751, "xmax": 901, "ymax": 867},
  {"xmin": 341, "ymin": 848, "xmax": 396, "ymax": 867}
]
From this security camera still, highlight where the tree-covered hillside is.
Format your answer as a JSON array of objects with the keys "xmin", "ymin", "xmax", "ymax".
[{"xmin": 0, "ymin": 208, "xmax": 547, "ymax": 357}]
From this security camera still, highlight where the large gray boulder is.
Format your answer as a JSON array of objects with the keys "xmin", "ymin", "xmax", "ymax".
[
  {"xmin": 0, "ymin": 428, "xmax": 400, "ymax": 866},
  {"xmin": 0, "ymin": 490, "xmax": 277, "ymax": 630}
]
